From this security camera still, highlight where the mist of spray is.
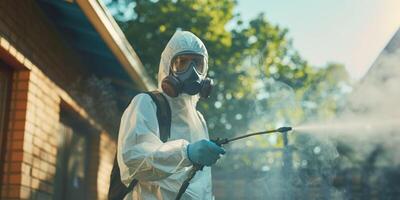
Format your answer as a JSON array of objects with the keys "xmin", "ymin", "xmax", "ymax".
[
  {"xmin": 215, "ymin": 43, "xmax": 400, "ymax": 199},
  {"xmin": 295, "ymin": 116, "xmax": 400, "ymax": 137},
  {"xmin": 296, "ymin": 49, "xmax": 400, "ymax": 144}
]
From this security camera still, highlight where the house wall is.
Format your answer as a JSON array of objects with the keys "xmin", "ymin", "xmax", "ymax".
[{"xmin": 0, "ymin": 1, "xmax": 116, "ymax": 199}]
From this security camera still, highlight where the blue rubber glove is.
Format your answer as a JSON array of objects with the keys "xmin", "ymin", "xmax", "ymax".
[{"xmin": 187, "ymin": 139, "xmax": 226, "ymax": 166}]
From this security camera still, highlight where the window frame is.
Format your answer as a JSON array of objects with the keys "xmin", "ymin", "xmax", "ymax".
[
  {"xmin": 0, "ymin": 62, "xmax": 12, "ymax": 194},
  {"xmin": 53, "ymin": 107, "xmax": 94, "ymax": 200}
]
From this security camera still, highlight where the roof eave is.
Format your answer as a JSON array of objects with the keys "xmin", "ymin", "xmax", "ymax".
[{"xmin": 75, "ymin": 0, "xmax": 156, "ymax": 91}]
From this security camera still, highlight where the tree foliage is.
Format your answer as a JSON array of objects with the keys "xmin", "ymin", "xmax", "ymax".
[{"xmin": 106, "ymin": 0, "xmax": 350, "ymax": 140}]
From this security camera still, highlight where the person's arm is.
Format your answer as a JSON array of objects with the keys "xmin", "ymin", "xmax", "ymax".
[{"xmin": 117, "ymin": 94, "xmax": 192, "ymax": 184}]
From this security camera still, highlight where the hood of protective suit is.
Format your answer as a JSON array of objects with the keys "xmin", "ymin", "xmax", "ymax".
[{"xmin": 158, "ymin": 31, "xmax": 209, "ymax": 106}]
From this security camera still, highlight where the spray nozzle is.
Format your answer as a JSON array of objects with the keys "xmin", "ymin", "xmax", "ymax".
[{"xmin": 276, "ymin": 126, "xmax": 292, "ymax": 132}]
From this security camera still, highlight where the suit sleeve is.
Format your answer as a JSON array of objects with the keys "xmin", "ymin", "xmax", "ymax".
[{"xmin": 117, "ymin": 94, "xmax": 192, "ymax": 185}]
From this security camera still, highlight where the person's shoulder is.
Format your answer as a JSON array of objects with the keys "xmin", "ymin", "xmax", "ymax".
[
  {"xmin": 125, "ymin": 93, "xmax": 156, "ymax": 112},
  {"xmin": 132, "ymin": 93, "xmax": 153, "ymax": 103}
]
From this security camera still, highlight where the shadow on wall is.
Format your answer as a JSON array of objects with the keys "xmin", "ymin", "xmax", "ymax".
[{"xmin": 27, "ymin": 110, "xmax": 102, "ymax": 200}]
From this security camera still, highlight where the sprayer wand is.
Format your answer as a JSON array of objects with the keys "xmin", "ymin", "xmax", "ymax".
[
  {"xmin": 213, "ymin": 126, "xmax": 293, "ymax": 145},
  {"xmin": 174, "ymin": 127, "xmax": 293, "ymax": 200}
]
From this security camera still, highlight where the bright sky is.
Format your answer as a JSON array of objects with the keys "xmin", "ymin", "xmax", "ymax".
[{"xmin": 236, "ymin": 0, "xmax": 400, "ymax": 80}]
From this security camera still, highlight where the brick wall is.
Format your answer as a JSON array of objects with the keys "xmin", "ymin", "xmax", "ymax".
[
  {"xmin": 1, "ymin": 69, "xmax": 31, "ymax": 199},
  {"xmin": 0, "ymin": 0, "xmax": 85, "ymax": 88},
  {"xmin": 2, "ymin": 66, "xmax": 61, "ymax": 199},
  {"xmin": 0, "ymin": 1, "xmax": 117, "ymax": 199}
]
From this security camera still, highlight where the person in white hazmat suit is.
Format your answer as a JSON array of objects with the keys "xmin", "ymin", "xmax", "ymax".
[{"xmin": 117, "ymin": 30, "xmax": 225, "ymax": 200}]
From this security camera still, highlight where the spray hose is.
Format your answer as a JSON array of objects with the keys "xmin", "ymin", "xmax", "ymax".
[{"xmin": 174, "ymin": 127, "xmax": 293, "ymax": 200}]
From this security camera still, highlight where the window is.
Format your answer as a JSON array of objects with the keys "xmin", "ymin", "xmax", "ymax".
[{"xmin": 53, "ymin": 109, "xmax": 91, "ymax": 200}]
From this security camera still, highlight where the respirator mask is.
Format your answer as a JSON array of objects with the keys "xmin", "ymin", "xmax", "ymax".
[{"xmin": 161, "ymin": 52, "xmax": 213, "ymax": 98}]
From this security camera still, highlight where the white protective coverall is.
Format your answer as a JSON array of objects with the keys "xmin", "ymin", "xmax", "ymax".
[{"xmin": 117, "ymin": 31, "xmax": 213, "ymax": 200}]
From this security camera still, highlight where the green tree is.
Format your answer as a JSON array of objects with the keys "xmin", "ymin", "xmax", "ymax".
[
  {"xmin": 104, "ymin": 0, "xmax": 352, "ymax": 169},
  {"xmin": 109, "ymin": 0, "xmax": 330, "ymax": 139}
]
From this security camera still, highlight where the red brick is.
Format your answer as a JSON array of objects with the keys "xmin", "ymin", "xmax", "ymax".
[
  {"xmin": 5, "ymin": 139, "xmax": 12, "ymax": 150},
  {"xmin": 9, "ymin": 162, "xmax": 21, "ymax": 173},
  {"xmin": 17, "ymin": 81, "xmax": 29, "ymax": 90},
  {"xmin": 13, "ymin": 130, "xmax": 24, "ymax": 140},
  {"xmin": 15, "ymin": 100, "xmax": 27, "ymax": 110},
  {"xmin": 16, "ymin": 91, "xmax": 28, "ymax": 100},
  {"xmin": 13, "ymin": 121, "xmax": 25, "ymax": 131},
  {"xmin": 17, "ymin": 70, "xmax": 30, "ymax": 81},
  {"xmin": 11, "ymin": 151, "xmax": 23, "ymax": 162},
  {"xmin": 9, "ymin": 174, "xmax": 21, "ymax": 184},
  {"xmin": 14, "ymin": 110, "xmax": 26, "ymax": 120},
  {"xmin": 11, "ymin": 140, "xmax": 23, "ymax": 150},
  {"xmin": 7, "ymin": 185, "xmax": 20, "ymax": 198}
]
